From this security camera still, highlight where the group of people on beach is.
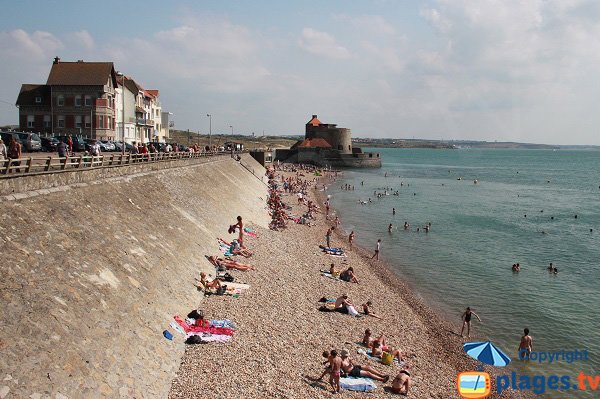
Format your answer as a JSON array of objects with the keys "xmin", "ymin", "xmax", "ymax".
[{"xmin": 195, "ymin": 215, "xmax": 257, "ymax": 293}]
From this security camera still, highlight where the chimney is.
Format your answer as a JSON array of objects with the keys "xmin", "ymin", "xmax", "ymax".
[
  {"xmin": 312, "ymin": 114, "xmax": 317, "ymax": 119},
  {"xmin": 53, "ymin": 56, "xmax": 60, "ymax": 64}
]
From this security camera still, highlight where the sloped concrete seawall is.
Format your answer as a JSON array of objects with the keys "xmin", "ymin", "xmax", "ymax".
[{"xmin": 0, "ymin": 154, "xmax": 269, "ymax": 398}]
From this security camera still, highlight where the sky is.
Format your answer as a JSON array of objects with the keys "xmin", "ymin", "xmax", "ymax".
[{"xmin": 1, "ymin": 0, "xmax": 600, "ymax": 145}]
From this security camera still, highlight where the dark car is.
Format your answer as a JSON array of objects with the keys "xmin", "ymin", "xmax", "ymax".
[
  {"xmin": 55, "ymin": 135, "xmax": 86, "ymax": 152},
  {"xmin": 41, "ymin": 136, "xmax": 60, "ymax": 152},
  {"xmin": 14, "ymin": 132, "xmax": 42, "ymax": 152},
  {"xmin": 113, "ymin": 141, "xmax": 135, "ymax": 153}
]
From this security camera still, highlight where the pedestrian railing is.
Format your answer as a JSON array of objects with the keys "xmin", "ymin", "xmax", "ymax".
[{"xmin": 0, "ymin": 151, "xmax": 229, "ymax": 178}]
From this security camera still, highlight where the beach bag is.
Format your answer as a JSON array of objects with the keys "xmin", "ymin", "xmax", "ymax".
[
  {"xmin": 347, "ymin": 305, "xmax": 359, "ymax": 317},
  {"xmin": 222, "ymin": 273, "xmax": 234, "ymax": 282},
  {"xmin": 187, "ymin": 309, "xmax": 204, "ymax": 319},
  {"xmin": 381, "ymin": 352, "xmax": 394, "ymax": 365},
  {"xmin": 228, "ymin": 225, "xmax": 236, "ymax": 234}
]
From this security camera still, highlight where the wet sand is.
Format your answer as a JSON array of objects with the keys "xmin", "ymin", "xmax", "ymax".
[{"xmin": 169, "ymin": 169, "xmax": 529, "ymax": 398}]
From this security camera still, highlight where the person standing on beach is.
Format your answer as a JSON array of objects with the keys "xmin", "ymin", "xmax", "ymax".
[
  {"xmin": 348, "ymin": 231, "xmax": 355, "ymax": 248},
  {"xmin": 371, "ymin": 239, "xmax": 381, "ymax": 260},
  {"xmin": 235, "ymin": 216, "xmax": 245, "ymax": 247},
  {"xmin": 326, "ymin": 226, "xmax": 335, "ymax": 248},
  {"xmin": 460, "ymin": 307, "xmax": 482, "ymax": 338},
  {"xmin": 518, "ymin": 328, "xmax": 533, "ymax": 360}
]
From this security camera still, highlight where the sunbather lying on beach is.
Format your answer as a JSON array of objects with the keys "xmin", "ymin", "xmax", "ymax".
[
  {"xmin": 207, "ymin": 255, "xmax": 256, "ymax": 271},
  {"xmin": 196, "ymin": 272, "xmax": 237, "ymax": 294},
  {"xmin": 229, "ymin": 239, "xmax": 253, "ymax": 257},
  {"xmin": 340, "ymin": 350, "xmax": 389, "ymax": 382},
  {"xmin": 390, "ymin": 366, "xmax": 411, "ymax": 395},
  {"xmin": 361, "ymin": 301, "xmax": 383, "ymax": 319}
]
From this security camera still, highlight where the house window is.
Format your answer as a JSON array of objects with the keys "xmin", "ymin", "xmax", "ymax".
[
  {"xmin": 107, "ymin": 116, "xmax": 112, "ymax": 129},
  {"xmin": 43, "ymin": 115, "xmax": 51, "ymax": 128},
  {"xmin": 57, "ymin": 96, "xmax": 64, "ymax": 106},
  {"xmin": 27, "ymin": 115, "xmax": 35, "ymax": 128},
  {"xmin": 85, "ymin": 115, "xmax": 91, "ymax": 128},
  {"xmin": 58, "ymin": 115, "xmax": 65, "ymax": 128},
  {"xmin": 85, "ymin": 96, "xmax": 92, "ymax": 106},
  {"xmin": 35, "ymin": 97, "xmax": 42, "ymax": 103},
  {"xmin": 98, "ymin": 115, "xmax": 105, "ymax": 129},
  {"xmin": 75, "ymin": 96, "xmax": 82, "ymax": 107},
  {"xmin": 75, "ymin": 115, "xmax": 82, "ymax": 128}
]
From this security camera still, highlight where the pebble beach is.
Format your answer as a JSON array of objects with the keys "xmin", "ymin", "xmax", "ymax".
[{"xmin": 169, "ymin": 168, "xmax": 529, "ymax": 398}]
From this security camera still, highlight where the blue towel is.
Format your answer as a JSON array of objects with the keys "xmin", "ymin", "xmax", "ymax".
[
  {"xmin": 340, "ymin": 377, "xmax": 377, "ymax": 392},
  {"xmin": 210, "ymin": 319, "xmax": 237, "ymax": 329}
]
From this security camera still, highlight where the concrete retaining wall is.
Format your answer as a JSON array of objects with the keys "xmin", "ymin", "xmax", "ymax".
[{"xmin": 0, "ymin": 154, "xmax": 268, "ymax": 398}]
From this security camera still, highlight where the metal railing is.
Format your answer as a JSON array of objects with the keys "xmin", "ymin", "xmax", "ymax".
[{"xmin": 0, "ymin": 151, "xmax": 229, "ymax": 178}]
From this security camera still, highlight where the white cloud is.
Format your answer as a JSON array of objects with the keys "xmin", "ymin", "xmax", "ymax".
[
  {"xmin": 298, "ymin": 28, "xmax": 351, "ymax": 59},
  {"xmin": 335, "ymin": 14, "xmax": 396, "ymax": 36},
  {"xmin": 72, "ymin": 30, "xmax": 95, "ymax": 50}
]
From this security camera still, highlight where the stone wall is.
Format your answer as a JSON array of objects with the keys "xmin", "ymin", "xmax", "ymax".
[{"xmin": 0, "ymin": 154, "xmax": 269, "ymax": 398}]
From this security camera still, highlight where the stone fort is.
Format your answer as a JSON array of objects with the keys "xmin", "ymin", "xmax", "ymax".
[{"xmin": 275, "ymin": 115, "xmax": 381, "ymax": 168}]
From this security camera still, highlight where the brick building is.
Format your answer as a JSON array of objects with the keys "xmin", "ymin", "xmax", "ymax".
[{"xmin": 16, "ymin": 57, "xmax": 118, "ymax": 139}]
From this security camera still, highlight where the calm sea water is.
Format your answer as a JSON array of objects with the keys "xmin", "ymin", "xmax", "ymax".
[{"xmin": 328, "ymin": 148, "xmax": 599, "ymax": 394}]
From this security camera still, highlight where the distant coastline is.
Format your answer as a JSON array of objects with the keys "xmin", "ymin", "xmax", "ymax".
[{"xmin": 353, "ymin": 137, "xmax": 600, "ymax": 150}]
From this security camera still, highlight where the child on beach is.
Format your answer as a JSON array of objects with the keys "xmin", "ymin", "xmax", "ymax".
[
  {"xmin": 348, "ymin": 231, "xmax": 355, "ymax": 248},
  {"xmin": 460, "ymin": 307, "xmax": 482, "ymax": 338}
]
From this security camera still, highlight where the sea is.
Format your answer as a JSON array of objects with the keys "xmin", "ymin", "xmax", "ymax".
[{"xmin": 327, "ymin": 148, "xmax": 599, "ymax": 396}]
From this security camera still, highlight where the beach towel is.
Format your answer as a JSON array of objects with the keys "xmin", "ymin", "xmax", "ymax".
[
  {"xmin": 339, "ymin": 377, "xmax": 377, "ymax": 392},
  {"xmin": 209, "ymin": 319, "xmax": 237, "ymax": 329},
  {"xmin": 357, "ymin": 348, "xmax": 404, "ymax": 366},
  {"xmin": 185, "ymin": 332, "xmax": 232, "ymax": 343},
  {"xmin": 320, "ymin": 272, "xmax": 342, "ymax": 281},
  {"xmin": 170, "ymin": 321, "xmax": 186, "ymax": 335},
  {"xmin": 219, "ymin": 244, "xmax": 234, "ymax": 257},
  {"xmin": 174, "ymin": 315, "xmax": 235, "ymax": 336},
  {"xmin": 224, "ymin": 282, "xmax": 250, "ymax": 291},
  {"xmin": 243, "ymin": 227, "xmax": 258, "ymax": 238},
  {"xmin": 319, "ymin": 245, "xmax": 344, "ymax": 253}
]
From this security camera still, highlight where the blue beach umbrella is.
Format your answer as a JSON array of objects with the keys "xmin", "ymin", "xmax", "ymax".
[{"xmin": 463, "ymin": 341, "xmax": 511, "ymax": 367}]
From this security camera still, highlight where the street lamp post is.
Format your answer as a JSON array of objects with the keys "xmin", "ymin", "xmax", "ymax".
[
  {"xmin": 206, "ymin": 114, "xmax": 212, "ymax": 150},
  {"xmin": 230, "ymin": 125, "xmax": 233, "ymax": 136},
  {"xmin": 117, "ymin": 71, "xmax": 126, "ymax": 155}
]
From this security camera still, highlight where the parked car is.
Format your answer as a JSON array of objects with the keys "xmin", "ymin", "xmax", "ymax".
[
  {"xmin": 14, "ymin": 132, "xmax": 42, "ymax": 152},
  {"xmin": 55, "ymin": 135, "xmax": 86, "ymax": 152},
  {"xmin": 114, "ymin": 141, "xmax": 135, "ymax": 152},
  {"xmin": 100, "ymin": 140, "xmax": 116, "ymax": 151},
  {"xmin": 41, "ymin": 136, "xmax": 60, "ymax": 152}
]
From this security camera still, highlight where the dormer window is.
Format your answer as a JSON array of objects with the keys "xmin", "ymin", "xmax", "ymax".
[{"xmin": 35, "ymin": 96, "xmax": 42, "ymax": 103}]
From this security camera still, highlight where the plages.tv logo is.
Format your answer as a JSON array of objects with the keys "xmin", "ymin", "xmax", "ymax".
[
  {"xmin": 457, "ymin": 371, "xmax": 491, "ymax": 398},
  {"xmin": 458, "ymin": 341, "xmax": 512, "ymax": 399}
]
